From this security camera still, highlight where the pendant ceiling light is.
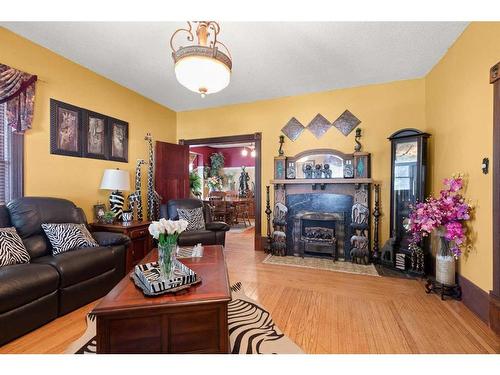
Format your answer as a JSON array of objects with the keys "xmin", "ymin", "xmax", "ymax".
[{"xmin": 170, "ymin": 21, "xmax": 232, "ymax": 98}]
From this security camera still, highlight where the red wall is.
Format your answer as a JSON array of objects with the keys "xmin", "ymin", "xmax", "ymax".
[
  {"xmin": 190, "ymin": 146, "xmax": 255, "ymax": 168},
  {"xmin": 190, "ymin": 146, "xmax": 212, "ymax": 168}
]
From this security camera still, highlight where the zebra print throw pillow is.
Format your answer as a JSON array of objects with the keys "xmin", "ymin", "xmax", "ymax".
[
  {"xmin": 42, "ymin": 223, "xmax": 99, "ymax": 255},
  {"xmin": 0, "ymin": 227, "xmax": 30, "ymax": 267},
  {"xmin": 177, "ymin": 207, "xmax": 205, "ymax": 231}
]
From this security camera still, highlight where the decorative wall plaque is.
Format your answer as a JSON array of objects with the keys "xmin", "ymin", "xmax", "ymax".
[
  {"xmin": 281, "ymin": 117, "xmax": 305, "ymax": 141},
  {"xmin": 307, "ymin": 113, "xmax": 331, "ymax": 139},
  {"xmin": 274, "ymin": 156, "xmax": 286, "ymax": 179},
  {"xmin": 332, "ymin": 110, "xmax": 361, "ymax": 136},
  {"xmin": 354, "ymin": 152, "xmax": 370, "ymax": 178}
]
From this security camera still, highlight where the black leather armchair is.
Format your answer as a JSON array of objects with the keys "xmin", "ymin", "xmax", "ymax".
[
  {"xmin": 0, "ymin": 197, "xmax": 130, "ymax": 346},
  {"xmin": 160, "ymin": 198, "xmax": 230, "ymax": 247}
]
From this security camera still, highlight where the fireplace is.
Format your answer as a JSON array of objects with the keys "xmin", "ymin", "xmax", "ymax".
[
  {"xmin": 293, "ymin": 212, "xmax": 341, "ymax": 259},
  {"xmin": 270, "ymin": 148, "xmax": 373, "ymax": 263},
  {"xmin": 285, "ymin": 193, "xmax": 353, "ymax": 260}
]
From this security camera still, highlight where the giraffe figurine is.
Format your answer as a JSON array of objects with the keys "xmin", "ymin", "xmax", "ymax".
[
  {"xmin": 145, "ymin": 133, "xmax": 162, "ymax": 221},
  {"xmin": 128, "ymin": 159, "xmax": 146, "ymax": 221}
]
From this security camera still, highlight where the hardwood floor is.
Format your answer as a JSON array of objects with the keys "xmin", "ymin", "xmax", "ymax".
[{"xmin": 1, "ymin": 228, "xmax": 498, "ymax": 354}]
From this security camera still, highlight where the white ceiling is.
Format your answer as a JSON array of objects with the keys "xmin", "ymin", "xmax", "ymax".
[{"xmin": 2, "ymin": 22, "xmax": 468, "ymax": 112}]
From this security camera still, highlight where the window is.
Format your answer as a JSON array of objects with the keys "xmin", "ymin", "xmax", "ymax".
[{"xmin": 0, "ymin": 103, "xmax": 23, "ymax": 204}]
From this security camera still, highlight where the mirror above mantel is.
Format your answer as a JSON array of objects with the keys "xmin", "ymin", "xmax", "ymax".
[
  {"xmin": 273, "ymin": 148, "xmax": 371, "ymax": 182},
  {"xmin": 270, "ymin": 177, "xmax": 373, "ymax": 185}
]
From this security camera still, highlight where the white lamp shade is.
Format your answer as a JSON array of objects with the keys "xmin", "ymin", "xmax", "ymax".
[
  {"xmin": 175, "ymin": 56, "xmax": 231, "ymax": 95},
  {"xmin": 100, "ymin": 169, "xmax": 130, "ymax": 191}
]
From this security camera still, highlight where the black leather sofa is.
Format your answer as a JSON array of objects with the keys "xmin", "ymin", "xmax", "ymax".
[
  {"xmin": 0, "ymin": 197, "xmax": 130, "ymax": 346},
  {"xmin": 160, "ymin": 199, "xmax": 230, "ymax": 247}
]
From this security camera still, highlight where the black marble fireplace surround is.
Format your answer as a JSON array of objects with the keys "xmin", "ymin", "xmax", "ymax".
[
  {"xmin": 270, "ymin": 148, "xmax": 372, "ymax": 261},
  {"xmin": 286, "ymin": 193, "xmax": 353, "ymax": 260}
]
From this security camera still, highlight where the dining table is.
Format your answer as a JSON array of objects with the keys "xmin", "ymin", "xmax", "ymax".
[{"xmin": 204, "ymin": 197, "xmax": 252, "ymax": 225}]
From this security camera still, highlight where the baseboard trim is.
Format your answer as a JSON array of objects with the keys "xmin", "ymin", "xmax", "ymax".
[
  {"xmin": 489, "ymin": 292, "xmax": 500, "ymax": 334},
  {"xmin": 457, "ymin": 274, "xmax": 490, "ymax": 324}
]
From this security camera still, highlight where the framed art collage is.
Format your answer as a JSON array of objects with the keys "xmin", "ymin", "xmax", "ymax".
[{"xmin": 50, "ymin": 99, "xmax": 128, "ymax": 162}]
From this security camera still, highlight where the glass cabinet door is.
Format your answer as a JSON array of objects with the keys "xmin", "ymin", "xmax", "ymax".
[
  {"xmin": 389, "ymin": 129, "xmax": 429, "ymax": 257},
  {"xmin": 392, "ymin": 140, "xmax": 418, "ymax": 250}
]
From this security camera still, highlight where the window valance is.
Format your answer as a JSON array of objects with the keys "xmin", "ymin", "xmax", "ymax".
[{"xmin": 0, "ymin": 63, "xmax": 37, "ymax": 133}]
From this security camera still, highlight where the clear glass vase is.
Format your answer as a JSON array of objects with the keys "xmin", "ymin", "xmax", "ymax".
[
  {"xmin": 158, "ymin": 242, "xmax": 177, "ymax": 280},
  {"xmin": 435, "ymin": 233, "xmax": 456, "ymax": 286}
]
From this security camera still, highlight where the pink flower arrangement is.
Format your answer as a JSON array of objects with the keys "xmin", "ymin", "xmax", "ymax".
[{"xmin": 406, "ymin": 175, "xmax": 472, "ymax": 258}]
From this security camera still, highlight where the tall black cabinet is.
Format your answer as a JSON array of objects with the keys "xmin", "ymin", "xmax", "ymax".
[{"xmin": 388, "ymin": 129, "xmax": 430, "ymax": 273}]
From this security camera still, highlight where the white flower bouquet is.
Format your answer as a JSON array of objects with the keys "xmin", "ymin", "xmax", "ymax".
[{"xmin": 148, "ymin": 218, "xmax": 189, "ymax": 245}]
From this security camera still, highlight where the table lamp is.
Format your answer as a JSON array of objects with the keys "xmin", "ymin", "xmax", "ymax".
[{"xmin": 100, "ymin": 168, "xmax": 130, "ymax": 221}]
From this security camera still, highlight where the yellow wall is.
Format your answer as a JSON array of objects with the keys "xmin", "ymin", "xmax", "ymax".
[
  {"xmin": 177, "ymin": 79, "xmax": 428, "ymax": 245},
  {"xmin": 4, "ymin": 22, "xmax": 498, "ymax": 293},
  {"xmin": 0, "ymin": 27, "xmax": 177, "ymax": 220},
  {"xmin": 178, "ymin": 22, "xmax": 500, "ymax": 293},
  {"xmin": 426, "ymin": 22, "xmax": 500, "ymax": 292}
]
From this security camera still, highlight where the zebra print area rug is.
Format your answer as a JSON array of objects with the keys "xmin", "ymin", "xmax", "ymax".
[{"xmin": 64, "ymin": 282, "xmax": 303, "ymax": 354}]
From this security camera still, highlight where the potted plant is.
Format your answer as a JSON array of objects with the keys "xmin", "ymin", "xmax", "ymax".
[
  {"xmin": 148, "ymin": 218, "xmax": 188, "ymax": 279},
  {"xmin": 406, "ymin": 175, "xmax": 473, "ymax": 285},
  {"xmin": 102, "ymin": 210, "xmax": 116, "ymax": 224},
  {"xmin": 189, "ymin": 171, "xmax": 202, "ymax": 198},
  {"xmin": 209, "ymin": 152, "xmax": 225, "ymax": 177},
  {"xmin": 206, "ymin": 175, "xmax": 222, "ymax": 192}
]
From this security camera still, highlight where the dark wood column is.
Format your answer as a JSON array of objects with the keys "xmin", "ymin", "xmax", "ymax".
[{"xmin": 490, "ymin": 61, "xmax": 500, "ymax": 334}]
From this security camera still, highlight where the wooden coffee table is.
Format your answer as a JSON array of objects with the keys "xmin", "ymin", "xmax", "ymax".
[{"xmin": 92, "ymin": 245, "xmax": 231, "ymax": 353}]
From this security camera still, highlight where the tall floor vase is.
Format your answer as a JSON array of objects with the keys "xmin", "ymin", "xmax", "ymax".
[{"xmin": 435, "ymin": 235, "xmax": 456, "ymax": 286}]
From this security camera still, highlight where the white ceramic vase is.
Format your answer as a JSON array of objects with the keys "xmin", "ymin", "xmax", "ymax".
[{"xmin": 436, "ymin": 233, "xmax": 456, "ymax": 285}]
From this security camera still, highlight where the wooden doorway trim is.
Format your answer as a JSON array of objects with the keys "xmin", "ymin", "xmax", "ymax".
[
  {"xmin": 179, "ymin": 133, "xmax": 263, "ymax": 251},
  {"xmin": 490, "ymin": 62, "xmax": 500, "ymax": 334}
]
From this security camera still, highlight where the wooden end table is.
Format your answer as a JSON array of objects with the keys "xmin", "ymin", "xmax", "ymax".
[
  {"xmin": 92, "ymin": 245, "xmax": 231, "ymax": 354},
  {"xmin": 90, "ymin": 221, "xmax": 152, "ymax": 272}
]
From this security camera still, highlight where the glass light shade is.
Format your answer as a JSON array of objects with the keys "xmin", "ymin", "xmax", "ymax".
[
  {"xmin": 241, "ymin": 148, "xmax": 248, "ymax": 156},
  {"xmin": 175, "ymin": 55, "xmax": 231, "ymax": 96},
  {"xmin": 100, "ymin": 169, "xmax": 130, "ymax": 191},
  {"xmin": 251, "ymin": 149, "xmax": 256, "ymax": 158}
]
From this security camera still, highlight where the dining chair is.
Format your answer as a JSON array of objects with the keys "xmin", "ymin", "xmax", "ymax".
[
  {"xmin": 235, "ymin": 199, "xmax": 252, "ymax": 227},
  {"xmin": 209, "ymin": 192, "xmax": 235, "ymax": 224}
]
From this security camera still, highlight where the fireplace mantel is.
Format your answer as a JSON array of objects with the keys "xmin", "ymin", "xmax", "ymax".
[
  {"xmin": 271, "ymin": 178, "xmax": 373, "ymax": 185},
  {"xmin": 269, "ymin": 147, "xmax": 374, "ymax": 262}
]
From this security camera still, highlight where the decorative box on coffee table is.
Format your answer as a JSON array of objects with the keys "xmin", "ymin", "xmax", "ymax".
[
  {"xmin": 90, "ymin": 221, "xmax": 152, "ymax": 272},
  {"xmin": 92, "ymin": 245, "xmax": 231, "ymax": 353}
]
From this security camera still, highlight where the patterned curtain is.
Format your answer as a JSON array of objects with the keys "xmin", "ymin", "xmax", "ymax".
[{"xmin": 0, "ymin": 63, "xmax": 37, "ymax": 133}]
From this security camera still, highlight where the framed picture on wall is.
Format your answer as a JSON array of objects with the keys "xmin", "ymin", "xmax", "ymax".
[
  {"xmin": 50, "ymin": 98, "xmax": 128, "ymax": 162},
  {"xmin": 82, "ymin": 110, "xmax": 107, "ymax": 160},
  {"xmin": 50, "ymin": 99, "xmax": 83, "ymax": 157},
  {"xmin": 108, "ymin": 118, "xmax": 128, "ymax": 162}
]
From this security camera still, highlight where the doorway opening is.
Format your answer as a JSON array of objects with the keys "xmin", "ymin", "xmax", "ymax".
[{"xmin": 179, "ymin": 133, "xmax": 262, "ymax": 251}]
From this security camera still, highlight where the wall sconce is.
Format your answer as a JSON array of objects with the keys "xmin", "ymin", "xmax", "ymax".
[
  {"xmin": 241, "ymin": 148, "xmax": 248, "ymax": 157},
  {"xmin": 482, "ymin": 157, "xmax": 489, "ymax": 174}
]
